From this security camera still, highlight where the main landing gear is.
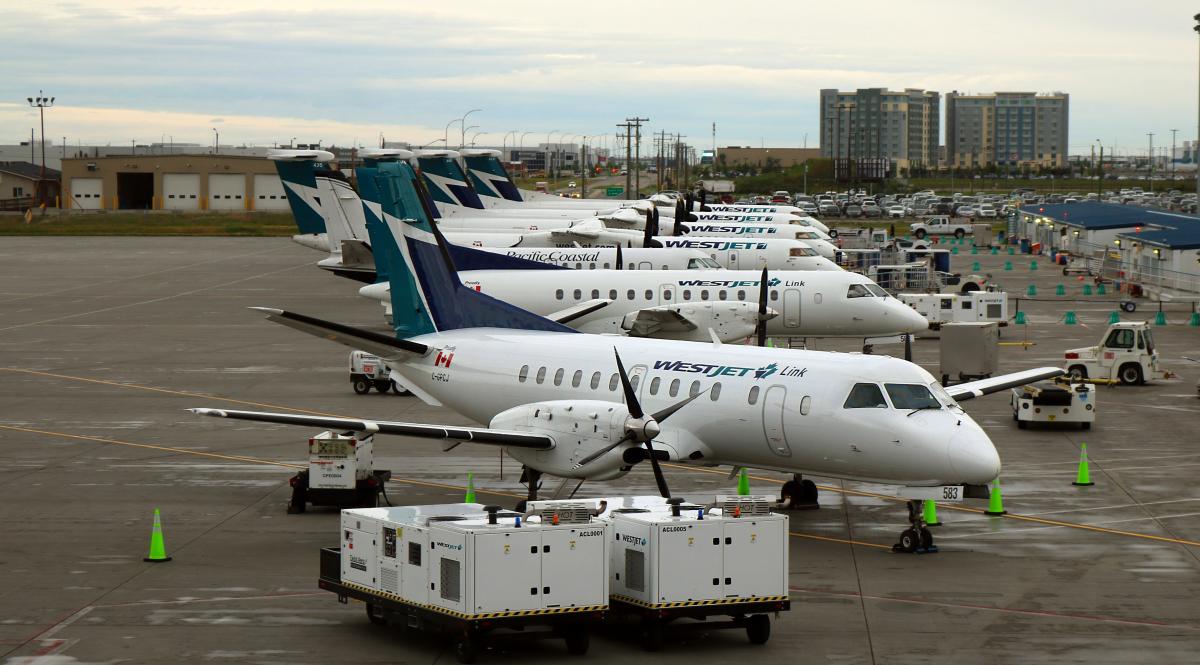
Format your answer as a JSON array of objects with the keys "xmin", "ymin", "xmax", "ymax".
[
  {"xmin": 514, "ymin": 466, "xmax": 542, "ymax": 513},
  {"xmin": 779, "ymin": 475, "xmax": 819, "ymax": 510},
  {"xmin": 892, "ymin": 500, "xmax": 937, "ymax": 554}
]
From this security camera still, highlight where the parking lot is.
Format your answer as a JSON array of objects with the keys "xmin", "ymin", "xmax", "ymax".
[{"xmin": 3, "ymin": 237, "xmax": 1200, "ymax": 664}]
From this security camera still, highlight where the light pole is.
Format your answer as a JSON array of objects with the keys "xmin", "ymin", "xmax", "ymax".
[
  {"xmin": 1147, "ymin": 132, "xmax": 1155, "ymax": 191},
  {"xmin": 461, "ymin": 108, "xmax": 482, "ymax": 148},
  {"xmin": 469, "ymin": 131, "xmax": 486, "ymax": 147},
  {"xmin": 212, "ymin": 127, "xmax": 219, "ymax": 154},
  {"xmin": 26, "ymin": 91, "xmax": 53, "ymax": 206},
  {"xmin": 581, "ymin": 135, "xmax": 590, "ymax": 195},
  {"xmin": 502, "ymin": 130, "xmax": 517, "ymax": 158},
  {"xmin": 420, "ymin": 137, "xmax": 447, "ymax": 149},
  {"xmin": 463, "ymin": 125, "xmax": 479, "ymax": 146},
  {"xmin": 444, "ymin": 118, "xmax": 460, "ymax": 148},
  {"xmin": 562, "ymin": 134, "xmax": 579, "ymax": 176},
  {"xmin": 1195, "ymin": 14, "xmax": 1200, "ymax": 195},
  {"xmin": 546, "ymin": 130, "xmax": 560, "ymax": 180}
]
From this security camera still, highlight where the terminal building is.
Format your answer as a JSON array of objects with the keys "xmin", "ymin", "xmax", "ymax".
[{"xmin": 59, "ymin": 154, "xmax": 288, "ymax": 211}]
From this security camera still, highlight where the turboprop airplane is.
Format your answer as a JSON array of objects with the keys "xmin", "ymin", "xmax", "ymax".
[
  {"xmin": 189, "ymin": 173, "xmax": 1064, "ymax": 552},
  {"xmin": 676, "ymin": 222, "xmax": 838, "ymax": 259}
]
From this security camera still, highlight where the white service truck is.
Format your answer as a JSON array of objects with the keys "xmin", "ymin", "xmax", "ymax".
[
  {"xmin": 1064, "ymin": 322, "xmax": 1162, "ymax": 385},
  {"xmin": 909, "ymin": 216, "xmax": 974, "ymax": 239}
]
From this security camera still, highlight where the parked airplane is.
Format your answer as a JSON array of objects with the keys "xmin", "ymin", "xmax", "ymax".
[
  {"xmin": 677, "ymin": 223, "xmax": 838, "ymax": 259},
  {"xmin": 190, "ymin": 171, "xmax": 1062, "ymax": 551}
]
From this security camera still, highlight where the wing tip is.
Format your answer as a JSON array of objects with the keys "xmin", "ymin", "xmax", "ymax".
[
  {"xmin": 248, "ymin": 306, "xmax": 285, "ymax": 316},
  {"xmin": 188, "ymin": 408, "xmax": 228, "ymax": 417}
]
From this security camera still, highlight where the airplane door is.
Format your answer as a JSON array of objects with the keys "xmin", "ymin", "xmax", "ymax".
[
  {"xmin": 761, "ymin": 385, "xmax": 792, "ymax": 457},
  {"xmin": 638, "ymin": 261, "xmax": 652, "ymax": 270},
  {"xmin": 658, "ymin": 284, "xmax": 676, "ymax": 305},
  {"xmin": 629, "ymin": 364, "xmax": 649, "ymax": 402},
  {"xmin": 729, "ymin": 251, "xmax": 738, "ymax": 270},
  {"xmin": 783, "ymin": 289, "xmax": 801, "ymax": 329}
]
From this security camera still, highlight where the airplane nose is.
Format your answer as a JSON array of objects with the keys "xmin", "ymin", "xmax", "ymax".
[
  {"xmin": 889, "ymin": 301, "xmax": 929, "ymax": 333},
  {"xmin": 946, "ymin": 427, "xmax": 1002, "ymax": 484}
]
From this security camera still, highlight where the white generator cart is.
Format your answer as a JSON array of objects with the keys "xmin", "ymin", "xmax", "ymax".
[
  {"xmin": 321, "ymin": 503, "xmax": 607, "ymax": 663},
  {"xmin": 900, "ymin": 292, "xmax": 1008, "ymax": 332},
  {"xmin": 350, "ymin": 350, "xmax": 410, "ymax": 395},
  {"xmin": 287, "ymin": 431, "xmax": 391, "ymax": 514},
  {"xmin": 606, "ymin": 496, "xmax": 789, "ymax": 651},
  {"xmin": 1011, "ymin": 382, "xmax": 1096, "ymax": 430}
]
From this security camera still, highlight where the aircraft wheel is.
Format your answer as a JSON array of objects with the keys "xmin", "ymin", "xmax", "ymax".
[
  {"xmin": 897, "ymin": 528, "xmax": 919, "ymax": 553},
  {"xmin": 919, "ymin": 527, "xmax": 934, "ymax": 550}
]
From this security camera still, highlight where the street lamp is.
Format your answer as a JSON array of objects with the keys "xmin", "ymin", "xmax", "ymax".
[
  {"xmin": 26, "ymin": 91, "xmax": 54, "ymax": 206},
  {"xmin": 444, "ymin": 118, "xmax": 460, "ymax": 148},
  {"xmin": 212, "ymin": 127, "xmax": 219, "ymax": 154},
  {"xmin": 1195, "ymin": 14, "xmax": 1200, "ymax": 196},
  {"xmin": 420, "ymin": 137, "xmax": 447, "ymax": 149},
  {"xmin": 502, "ymin": 130, "xmax": 517, "ymax": 156},
  {"xmin": 469, "ymin": 131, "xmax": 486, "ymax": 147},
  {"xmin": 562, "ymin": 134, "xmax": 579, "ymax": 176},
  {"xmin": 461, "ymin": 108, "xmax": 482, "ymax": 148}
]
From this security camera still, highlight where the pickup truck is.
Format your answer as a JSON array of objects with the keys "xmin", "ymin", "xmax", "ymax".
[{"xmin": 909, "ymin": 216, "xmax": 974, "ymax": 240}]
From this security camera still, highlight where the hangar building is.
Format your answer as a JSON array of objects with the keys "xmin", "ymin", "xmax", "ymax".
[{"xmin": 59, "ymin": 155, "xmax": 289, "ymax": 211}]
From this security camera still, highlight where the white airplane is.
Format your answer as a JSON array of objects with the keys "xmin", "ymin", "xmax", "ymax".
[
  {"xmin": 677, "ymin": 222, "xmax": 838, "ymax": 259},
  {"xmin": 356, "ymin": 159, "xmax": 922, "ymax": 342},
  {"xmin": 189, "ymin": 185, "xmax": 1063, "ymax": 552}
]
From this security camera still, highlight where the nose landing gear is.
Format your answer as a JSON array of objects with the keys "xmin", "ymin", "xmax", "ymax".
[
  {"xmin": 892, "ymin": 500, "xmax": 937, "ymax": 554},
  {"xmin": 514, "ymin": 466, "xmax": 542, "ymax": 513},
  {"xmin": 779, "ymin": 474, "xmax": 819, "ymax": 510}
]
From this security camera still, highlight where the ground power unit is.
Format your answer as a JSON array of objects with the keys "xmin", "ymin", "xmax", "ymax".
[
  {"xmin": 319, "ymin": 503, "xmax": 608, "ymax": 663},
  {"xmin": 286, "ymin": 431, "xmax": 390, "ymax": 513}
]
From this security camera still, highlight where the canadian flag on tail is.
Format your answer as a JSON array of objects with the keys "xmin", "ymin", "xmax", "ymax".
[{"xmin": 435, "ymin": 350, "xmax": 455, "ymax": 368}]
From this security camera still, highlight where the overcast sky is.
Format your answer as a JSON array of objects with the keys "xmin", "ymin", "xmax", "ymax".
[{"xmin": 2, "ymin": 1, "xmax": 1198, "ymax": 156}]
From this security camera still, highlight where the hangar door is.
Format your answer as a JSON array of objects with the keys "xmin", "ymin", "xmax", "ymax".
[
  {"xmin": 252, "ymin": 174, "xmax": 288, "ymax": 211},
  {"xmin": 208, "ymin": 174, "xmax": 245, "ymax": 210},
  {"xmin": 163, "ymin": 174, "xmax": 200, "ymax": 211},
  {"xmin": 69, "ymin": 178, "xmax": 103, "ymax": 210}
]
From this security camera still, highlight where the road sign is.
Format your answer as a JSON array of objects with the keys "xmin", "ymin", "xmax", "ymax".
[{"xmin": 605, "ymin": 187, "xmax": 624, "ymax": 197}]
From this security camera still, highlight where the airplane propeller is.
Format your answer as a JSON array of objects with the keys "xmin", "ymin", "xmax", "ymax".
[
  {"xmin": 642, "ymin": 207, "xmax": 662, "ymax": 248},
  {"xmin": 614, "ymin": 244, "xmax": 623, "ymax": 270},
  {"xmin": 573, "ymin": 349, "xmax": 705, "ymax": 498},
  {"xmin": 757, "ymin": 266, "xmax": 770, "ymax": 347},
  {"xmin": 698, "ymin": 189, "xmax": 710, "ymax": 212}
]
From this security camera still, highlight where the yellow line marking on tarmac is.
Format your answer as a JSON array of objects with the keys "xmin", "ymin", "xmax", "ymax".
[
  {"xmin": 789, "ymin": 532, "xmax": 891, "ymax": 550},
  {"xmin": 665, "ymin": 463, "xmax": 1200, "ymax": 550},
  {"xmin": 0, "ymin": 368, "xmax": 344, "ymax": 417}
]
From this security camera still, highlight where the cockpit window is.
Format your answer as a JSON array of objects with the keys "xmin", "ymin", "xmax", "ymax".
[
  {"xmin": 797, "ymin": 231, "xmax": 817, "ymax": 239},
  {"xmin": 885, "ymin": 384, "xmax": 941, "ymax": 410},
  {"xmin": 843, "ymin": 383, "xmax": 887, "ymax": 408},
  {"xmin": 847, "ymin": 284, "xmax": 873, "ymax": 298},
  {"xmin": 866, "ymin": 284, "xmax": 888, "ymax": 297},
  {"xmin": 687, "ymin": 257, "xmax": 721, "ymax": 269},
  {"xmin": 789, "ymin": 247, "xmax": 817, "ymax": 257},
  {"xmin": 929, "ymin": 381, "xmax": 959, "ymax": 408}
]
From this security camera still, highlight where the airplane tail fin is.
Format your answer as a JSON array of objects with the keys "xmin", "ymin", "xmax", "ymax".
[
  {"xmin": 364, "ymin": 159, "xmax": 575, "ymax": 335},
  {"xmin": 269, "ymin": 149, "xmax": 335, "ymax": 235},
  {"xmin": 415, "ymin": 150, "xmax": 485, "ymax": 210},
  {"xmin": 461, "ymin": 148, "xmax": 524, "ymax": 203}
]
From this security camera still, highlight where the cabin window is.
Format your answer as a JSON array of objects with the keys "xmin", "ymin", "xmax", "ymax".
[
  {"xmin": 961, "ymin": 300, "xmax": 973, "ymax": 310},
  {"xmin": 553, "ymin": 368, "xmax": 565, "ymax": 386},
  {"xmin": 738, "ymin": 290, "xmax": 746, "ymax": 300},
  {"xmin": 602, "ymin": 262, "xmax": 610, "ymax": 269},
  {"xmin": 645, "ymin": 289, "xmax": 653, "ymax": 300},
  {"xmin": 663, "ymin": 289, "xmax": 672, "ymax": 300},
  {"xmin": 627, "ymin": 290, "xmax": 636, "ymax": 300},
  {"xmin": 609, "ymin": 373, "xmax": 619, "ymax": 391},
  {"xmin": 843, "ymin": 383, "xmax": 887, "ymax": 408},
  {"xmin": 800, "ymin": 395, "xmax": 811, "ymax": 415},
  {"xmin": 669, "ymin": 379, "xmax": 680, "ymax": 397},
  {"xmin": 556, "ymin": 289, "xmax": 564, "ymax": 300},
  {"xmin": 518, "ymin": 365, "xmax": 529, "ymax": 383},
  {"xmin": 571, "ymin": 370, "xmax": 582, "ymax": 388},
  {"xmin": 710, "ymin": 382, "xmax": 722, "ymax": 401},
  {"xmin": 573, "ymin": 289, "xmax": 582, "ymax": 300},
  {"xmin": 719, "ymin": 290, "xmax": 727, "ymax": 300},
  {"xmin": 689, "ymin": 381, "xmax": 701, "ymax": 398},
  {"xmin": 630, "ymin": 375, "xmax": 640, "ymax": 391},
  {"xmin": 770, "ymin": 290, "xmax": 779, "ymax": 301},
  {"xmin": 701, "ymin": 290, "xmax": 709, "ymax": 299},
  {"xmin": 575, "ymin": 263, "xmax": 582, "ymax": 269},
  {"xmin": 609, "ymin": 289, "xmax": 617, "ymax": 300},
  {"xmin": 590, "ymin": 372, "xmax": 601, "ymax": 389},
  {"xmin": 814, "ymin": 293, "xmax": 822, "ymax": 304},
  {"xmin": 649, "ymin": 377, "xmax": 661, "ymax": 395},
  {"xmin": 683, "ymin": 290, "xmax": 692, "ymax": 300},
  {"xmin": 589, "ymin": 263, "xmax": 596, "ymax": 269},
  {"xmin": 847, "ymin": 284, "xmax": 872, "ymax": 298},
  {"xmin": 592, "ymin": 289, "xmax": 600, "ymax": 299},
  {"xmin": 536, "ymin": 367, "xmax": 547, "ymax": 384}
]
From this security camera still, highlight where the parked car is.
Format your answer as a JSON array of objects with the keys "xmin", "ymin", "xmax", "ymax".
[
  {"xmin": 844, "ymin": 204, "xmax": 863, "ymax": 218},
  {"xmin": 818, "ymin": 202, "xmax": 841, "ymax": 217},
  {"xmin": 976, "ymin": 203, "xmax": 997, "ymax": 218},
  {"xmin": 886, "ymin": 205, "xmax": 906, "ymax": 218}
]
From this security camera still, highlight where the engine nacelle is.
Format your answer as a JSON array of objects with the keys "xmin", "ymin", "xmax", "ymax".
[
  {"xmin": 490, "ymin": 400, "xmax": 634, "ymax": 480},
  {"xmin": 621, "ymin": 301, "xmax": 776, "ymax": 343}
]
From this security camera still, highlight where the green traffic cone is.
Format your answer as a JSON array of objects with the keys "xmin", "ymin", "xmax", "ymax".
[
  {"xmin": 971, "ymin": 246, "xmax": 978, "ymax": 255},
  {"xmin": 766, "ymin": 338, "xmax": 775, "ymax": 348},
  {"xmin": 1030, "ymin": 260, "xmax": 1038, "ymax": 271},
  {"xmin": 1027, "ymin": 284, "xmax": 1037, "ymax": 297},
  {"xmin": 1190, "ymin": 312, "xmax": 1200, "ymax": 327},
  {"xmin": 951, "ymin": 246, "xmax": 959, "ymax": 255},
  {"xmin": 1109, "ymin": 311, "xmax": 1120, "ymax": 324},
  {"xmin": 737, "ymin": 468, "xmax": 750, "ymax": 496},
  {"xmin": 1097, "ymin": 283, "xmax": 1107, "ymax": 295},
  {"xmin": 1055, "ymin": 284, "xmax": 1065, "ymax": 296},
  {"xmin": 1014, "ymin": 311, "xmax": 1027, "ymax": 325},
  {"xmin": 1008, "ymin": 247, "xmax": 1015, "ymax": 255},
  {"xmin": 984, "ymin": 478, "xmax": 1007, "ymax": 516},
  {"xmin": 465, "ymin": 472, "xmax": 476, "ymax": 503},
  {"xmin": 1072, "ymin": 444, "xmax": 1095, "ymax": 487},
  {"xmin": 1155, "ymin": 311, "xmax": 1167, "ymax": 326},
  {"xmin": 923, "ymin": 499, "xmax": 941, "ymax": 527},
  {"xmin": 1083, "ymin": 284, "xmax": 1093, "ymax": 296},
  {"xmin": 1064, "ymin": 311, "xmax": 1077, "ymax": 325},
  {"xmin": 972, "ymin": 261, "xmax": 981, "ymax": 271},
  {"xmin": 991, "ymin": 247, "xmax": 999, "ymax": 255},
  {"xmin": 144, "ymin": 508, "xmax": 172, "ymax": 563},
  {"xmin": 1004, "ymin": 261, "xmax": 1013, "ymax": 271}
]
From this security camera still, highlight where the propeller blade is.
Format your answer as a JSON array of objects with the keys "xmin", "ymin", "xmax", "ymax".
[
  {"xmin": 685, "ymin": 191, "xmax": 694, "ymax": 212},
  {"xmin": 757, "ymin": 266, "xmax": 769, "ymax": 347},
  {"xmin": 648, "ymin": 388, "xmax": 707, "ymax": 423},
  {"xmin": 673, "ymin": 202, "xmax": 682, "ymax": 236},
  {"xmin": 644, "ymin": 438, "xmax": 671, "ymax": 498},
  {"xmin": 614, "ymin": 244, "xmax": 623, "ymax": 270},
  {"xmin": 699, "ymin": 190, "xmax": 709, "ymax": 211},
  {"xmin": 613, "ymin": 349, "xmax": 644, "ymax": 419},
  {"xmin": 574, "ymin": 432, "xmax": 635, "ymax": 468}
]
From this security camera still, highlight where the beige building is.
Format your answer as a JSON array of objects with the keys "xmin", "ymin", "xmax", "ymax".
[
  {"xmin": 819, "ymin": 88, "xmax": 940, "ymax": 172},
  {"xmin": 945, "ymin": 91, "xmax": 1069, "ymax": 168},
  {"xmin": 59, "ymin": 154, "xmax": 289, "ymax": 211},
  {"xmin": 0, "ymin": 161, "xmax": 60, "ymax": 209},
  {"xmin": 716, "ymin": 147, "xmax": 819, "ymax": 169}
]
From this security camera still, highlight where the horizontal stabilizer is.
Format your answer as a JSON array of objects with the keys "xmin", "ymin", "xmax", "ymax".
[
  {"xmin": 947, "ymin": 367, "xmax": 1066, "ymax": 402},
  {"xmin": 248, "ymin": 307, "xmax": 427, "ymax": 360},
  {"xmin": 188, "ymin": 408, "xmax": 554, "ymax": 449}
]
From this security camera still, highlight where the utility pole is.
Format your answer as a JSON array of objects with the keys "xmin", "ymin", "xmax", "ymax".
[
  {"xmin": 627, "ymin": 116, "xmax": 649, "ymax": 196},
  {"xmin": 1147, "ymin": 132, "xmax": 1155, "ymax": 191},
  {"xmin": 1171, "ymin": 128, "xmax": 1179, "ymax": 180},
  {"xmin": 616, "ymin": 122, "xmax": 633, "ymax": 196},
  {"xmin": 26, "ymin": 91, "xmax": 54, "ymax": 206},
  {"xmin": 1097, "ymin": 143, "xmax": 1104, "ymax": 198}
]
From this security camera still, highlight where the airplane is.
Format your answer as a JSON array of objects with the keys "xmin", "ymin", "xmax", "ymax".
[
  {"xmin": 354, "ymin": 156, "xmax": 918, "ymax": 342},
  {"xmin": 675, "ymin": 222, "xmax": 838, "ymax": 259},
  {"xmin": 189, "ymin": 168, "xmax": 1064, "ymax": 552}
]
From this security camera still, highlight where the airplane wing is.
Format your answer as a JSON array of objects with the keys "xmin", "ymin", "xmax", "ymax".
[
  {"xmin": 189, "ymin": 408, "xmax": 554, "ymax": 449},
  {"xmin": 249, "ymin": 307, "xmax": 427, "ymax": 361},
  {"xmin": 623, "ymin": 308, "xmax": 696, "ymax": 336},
  {"xmin": 547, "ymin": 299, "xmax": 611, "ymax": 324},
  {"xmin": 550, "ymin": 228, "xmax": 602, "ymax": 240},
  {"xmin": 946, "ymin": 367, "xmax": 1066, "ymax": 402}
]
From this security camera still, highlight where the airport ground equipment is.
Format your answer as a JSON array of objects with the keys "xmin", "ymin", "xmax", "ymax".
[
  {"xmin": 1011, "ymin": 382, "xmax": 1096, "ymax": 430},
  {"xmin": 287, "ymin": 431, "xmax": 390, "ymax": 514},
  {"xmin": 321, "ymin": 503, "xmax": 607, "ymax": 663},
  {"xmin": 350, "ymin": 350, "xmax": 408, "ymax": 394},
  {"xmin": 971, "ymin": 223, "xmax": 995, "ymax": 247},
  {"xmin": 1063, "ymin": 321, "xmax": 1163, "ymax": 385},
  {"xmin": 900, "ymin": 291, "xmax": 1008, "ymax": 331},
  {"xmin": 939, "ymin": 322, "xmax": 1000, "ymax": 385}
]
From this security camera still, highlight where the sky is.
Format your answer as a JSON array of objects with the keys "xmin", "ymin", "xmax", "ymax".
[{"xmin": 1, "ymin": 0, "xmax": 1198, "ymax": 157}]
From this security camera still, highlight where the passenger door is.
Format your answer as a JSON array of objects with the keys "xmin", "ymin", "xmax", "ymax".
[
  {"xmin": 783, "ymin": 289, "xmax": 801, "ymax": 329},
  {"xmin": 761, "ymin": 385, "xmax": 792, "ymax": 457}
]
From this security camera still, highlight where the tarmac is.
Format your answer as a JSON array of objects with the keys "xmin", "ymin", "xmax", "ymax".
[{"xmin": 2, "ymin": 236, "xmax": 1199, "ymax": 664}]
